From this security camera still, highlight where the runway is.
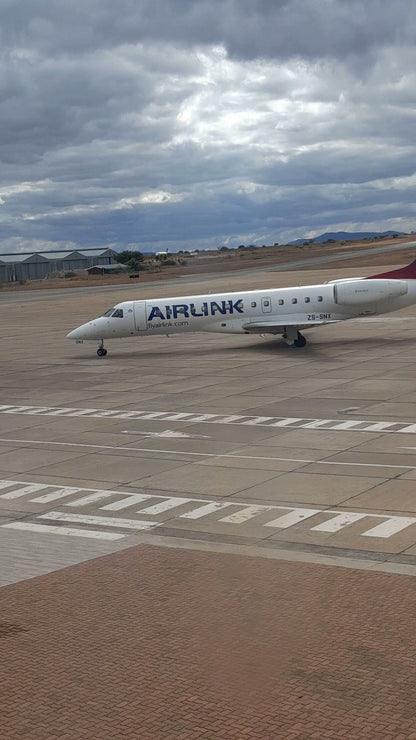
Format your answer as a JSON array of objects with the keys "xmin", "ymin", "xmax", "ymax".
[{"xmin": 2, "ymin": 259, "xmax": 416, "ymax": 584}]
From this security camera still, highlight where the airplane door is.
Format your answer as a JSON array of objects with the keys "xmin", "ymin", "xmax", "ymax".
[
  {"xmin": 261, "ymin": 297, "xmax": 272, "ymax": 313},
  {"xmin": 133, "ymin": 301, "xmax": 148, "ymax": 331}
]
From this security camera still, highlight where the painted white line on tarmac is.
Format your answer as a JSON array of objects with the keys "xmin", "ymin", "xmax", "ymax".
[
  {"xmin": 301, "ymin": 419, "xmax": 333, "ymax": 429},
  {"xmin": 3, "ymin": 521, "xmax": 124, "ymax": 540},
  {"xmin": 39, "ymin": 512, "xmax": 158, "ymax": 530},
  {"xmin": 264, "ymin": 509, "xmax": 322, "ymax": 528},
  {"xmin": 64, "ymin": 490, "xmax": 123, "ymax": 507},
  {"xmin": 138, "ymin": 497, "xmax": 192, "ymax": 515},
  {"xmin": 219, "ymin": 505, "xmax": 274, "ymax": 524},
  {"xmin": 0, "ymin": 436, "xmax": 413, "ymax": 471},
  {"xmin": 362, "ymin": 517, "xmax": 416, "ymax": 538},
  {"xmin": 269, "ymin": 417, "xmax": 303, "ymax": 427},
  {"xmin": 100, "ymin": 493, "xmax": 151, "ymax": 511},
  {"xmin": 3, "ymin": 479, "xmax": 416, "ymax": 541},
  {"xmin": 2, "ymin": 403, "xmax": 416, "ymax": 434},
  {"xmin": 120, "ymin": 429, "xmax": 211, "ymax": 439},
  {"xmin": 311, "ymin": 512, "xmax": 368, "ymax": 533},
  {"xmin": 1, "ymin": 483, "xmax": 50, "ymax": 499},
  {"xmin": 363, "ymin": 422, "xmax": 398, "ymax": 432},
  {"xmin": 31, "ymin": 487, "xmax": 83, "ymax": 503},
  {"xmin": 329, "ymin": 420, "xmax": 365, "ymax": 430},
  {"xmin": 0, "ymin": 479, "xmax": 29, "ymax": 492},
  {"xmin": 180, "ymin": 502, "xmax": 232, "ymax": 519}
]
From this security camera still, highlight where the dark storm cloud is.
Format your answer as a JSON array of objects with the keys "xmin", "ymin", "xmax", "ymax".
[
  {"xmin": 2, "ymin": 0, "xmax": 415, "ymax": 61},
  {"xmin": 0, "ymin": 0, "xmax": 416, "ymax": 252}
]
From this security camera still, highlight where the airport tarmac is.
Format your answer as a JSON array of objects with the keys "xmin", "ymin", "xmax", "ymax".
[
  {"xmin": 4, "ymin": 259, "xmax": 416, "ymax": 739},
  {"xmin": 2, "ymin": 261, "xmax": 416, "ymax": 585}
]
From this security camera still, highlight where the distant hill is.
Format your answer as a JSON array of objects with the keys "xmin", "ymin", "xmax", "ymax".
[{"xmin": 288, "ymin": 230, "xmax": 408, "ymax": 245}]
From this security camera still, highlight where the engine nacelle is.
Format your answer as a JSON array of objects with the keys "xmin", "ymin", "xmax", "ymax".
[{"xmin": 333, "ymin": 279, "xmax": 408, "ymax": 306}]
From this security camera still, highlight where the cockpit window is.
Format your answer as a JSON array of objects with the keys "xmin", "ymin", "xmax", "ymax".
[
  {"xmin": 112, "ymin": 309, "xmax": 124, "ymax": 318},
  {"xmin": 102, "ymin": 308, "xmax": 115, "ymax": 317}
]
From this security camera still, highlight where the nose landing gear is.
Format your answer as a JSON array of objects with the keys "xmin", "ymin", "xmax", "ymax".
[{"xmin": 97, "ymin": 340, "xmax": 107, "ymax": 357}]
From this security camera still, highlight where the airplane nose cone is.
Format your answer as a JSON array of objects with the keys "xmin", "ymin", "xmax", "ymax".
[
  {"xmin": 67, "ymin": 321, "xmax": 102, "ymax": 340},
  {"xmin": 67, "ymin": 327, "xmax": 83, "ymax": 339}
]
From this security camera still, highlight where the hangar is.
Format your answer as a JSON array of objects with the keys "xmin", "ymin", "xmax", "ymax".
[{"xmin": 0, "ymin": 248, "xmax": 117, "ymax": 282}]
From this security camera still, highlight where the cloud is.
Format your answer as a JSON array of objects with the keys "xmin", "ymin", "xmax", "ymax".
[
  {"xmin": 4, "ymin": 1, "xmax": 416, "ymax": 62},
  {"xmin": 0, "ymin": 0, "xmax": 416, "ymax": 253}
]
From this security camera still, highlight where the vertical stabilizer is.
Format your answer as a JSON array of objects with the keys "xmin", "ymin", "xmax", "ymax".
[{"xmin": 367, "ymin": 258, "xmax": 416, "ymax": 280}]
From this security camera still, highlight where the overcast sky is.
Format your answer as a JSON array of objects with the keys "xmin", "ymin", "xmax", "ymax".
[{"xmin": 1, "ymin": 0, "xmax": 416, "ymax": 254}]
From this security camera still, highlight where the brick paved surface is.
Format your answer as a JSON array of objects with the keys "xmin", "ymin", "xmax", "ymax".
[{"xmin": 2, "ymin": 545, "xmax": 416, "ymax": 739}]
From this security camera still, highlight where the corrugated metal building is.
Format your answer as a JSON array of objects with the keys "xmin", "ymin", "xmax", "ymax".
[{"xmin": 0, "ymin": 248, "xmax": 117, "ymax": 282}]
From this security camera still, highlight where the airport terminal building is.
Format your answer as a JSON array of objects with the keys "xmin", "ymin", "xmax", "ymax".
[{"xmin": 0, "ymin": 248, "xmax": 117, "ymax": 283}]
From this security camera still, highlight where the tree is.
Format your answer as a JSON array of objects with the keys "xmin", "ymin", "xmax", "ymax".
[{"xmin": 114, "ymin": 250, "xmax": 144, "ymax": 266}]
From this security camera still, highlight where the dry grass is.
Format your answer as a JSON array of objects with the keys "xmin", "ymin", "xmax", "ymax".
[{"xmin": 1, "ymin": 236, "xmax": 414, "ymax": 292}]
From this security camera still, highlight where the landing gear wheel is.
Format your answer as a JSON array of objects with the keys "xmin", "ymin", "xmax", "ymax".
[
  {"xmin": 282, "ymin": 327, "xmax": 307, "ymax": 347},
  {"xmin": 293, "ymin": 332, "xmax": 306, "ymax": 348},
  {"xmin": 97, "ymin": 347, "xmax": 107, "ymax": 357}
]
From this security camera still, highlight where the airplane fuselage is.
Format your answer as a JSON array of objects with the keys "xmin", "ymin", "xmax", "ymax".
[{"xmin": 67, "ymin": 273, "xmax": 416, "ymax": 354}]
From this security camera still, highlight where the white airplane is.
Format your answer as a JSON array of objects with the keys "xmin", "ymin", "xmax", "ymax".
[{"xmin": 67, "ymin": 258, "xmax": 416, "ymax": 356}]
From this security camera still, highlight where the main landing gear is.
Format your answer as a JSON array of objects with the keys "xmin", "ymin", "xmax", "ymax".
[
  {"xmin": 282, "ymin": 328, "xmax": 307, "ymax": 348},
  {"xmin": 97, "ymin": 340, "xmax": 107, "ymax": 357}
]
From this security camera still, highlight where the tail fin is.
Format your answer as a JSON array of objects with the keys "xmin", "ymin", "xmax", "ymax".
[{"xmin": 367, "ymin": 258, "xmax": 416, "ymax": 280}]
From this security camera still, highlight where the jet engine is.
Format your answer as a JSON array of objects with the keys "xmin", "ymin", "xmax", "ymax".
[{"xmin": 333, "ymin": 279, "xmax": 408, "ymax": 306}]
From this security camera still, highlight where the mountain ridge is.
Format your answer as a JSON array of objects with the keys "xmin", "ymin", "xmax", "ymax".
[{"xmin": 288, "ymin": 230, "xmax": 408, "ymax": 245}]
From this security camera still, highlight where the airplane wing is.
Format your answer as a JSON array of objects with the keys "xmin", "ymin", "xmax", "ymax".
[{"xmin": 242, "ymin": 319, "xmax": 339, "ymax": 334}]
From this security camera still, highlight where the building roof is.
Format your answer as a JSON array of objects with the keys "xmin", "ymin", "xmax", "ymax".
[
  {"xmin": 78, "ymin": 249, "xmax": 115, "ymax": 257},
  {"xmin": 38, "ymin": 252, "xmax": 75, "ymax": 259},
  {"xmin": 0, "ymin": 254, "xmax": 29, "ymax": 263},
  {"xmin": 87, "ymin": 264, "xmax": 124, "ymax": 271},
  {"xmin": 0, "ymin": 253, "xmax": 48, "ymax": 263},
  {"xmin": 0, "ymin": 247, "xmax": 118, "ymax": 266}
]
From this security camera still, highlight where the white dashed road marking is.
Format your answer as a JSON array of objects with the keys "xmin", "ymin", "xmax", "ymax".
[
  {"xmin": 219, "ymin": 505, "xmax": 274, "ymax": 524},
  {"xmin": 1, "ymin": 483, "xmax": 50, "ymax": 499},
  {"xmin": 264, "ymin": 509, "xmax": 322, "ymax": 529},
  {"xmin": 32, "ymin": 487, "xmax": 84, "ymax": 503},
  {"xmin": 39, "ymin": 511, "xmax": 158, "ymax": 531},
  {"xmin": 1, "ymin": 403, "xmax": 416, "ymax": 434},
  {"xmin": 2, "ymin": 479, "xmax": 416, "ymax": 542},
  {"xmin": 362, "ymin": 518, "xmax": 416, "ymax": 538},
  {"xmin": 310, "ymin": 512, "xmax": 368, "ymax": 533},
  {"xmin": 2, "ymin": 521, "xmax": 125, "ymax": 540},
  {"xmin": 180, "ymin": 502, "xmax": 232, "ymax": 519}
]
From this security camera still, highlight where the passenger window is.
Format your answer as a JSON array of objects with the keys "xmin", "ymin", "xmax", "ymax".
[
  {"xmin": 278, "ymin": 299, "xmax": 284, "ymax": 305},
  {"xmin": 112, "ymin": 309, "xmax": 124, "ymax": 318},
  {"xmin": 102, "ymin": 308, "xmax": 115, "ymax": 317},
  {"xmin": 317, "ymin": 296, "xmax": 323, "ymax": 302},
  {"xmin": 251, "ymin": 301, "xmax": 257, "ymax": 307},
  {"xmin": 263, "ymin": 300, "xmax": 270, "ymax": 307},
  {"xmin": 305, "ymin": 297, "xmax": 310, "ymax": 303},
  {"xmin": 291, "ymin": 298, "xmax": 297, "ymax": 304}
]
